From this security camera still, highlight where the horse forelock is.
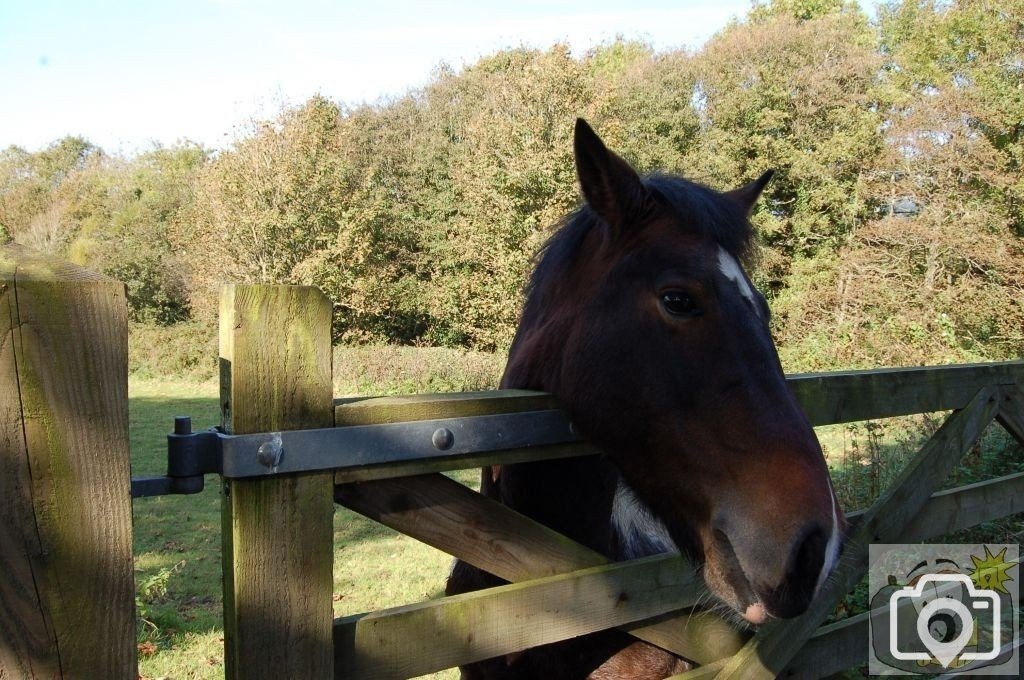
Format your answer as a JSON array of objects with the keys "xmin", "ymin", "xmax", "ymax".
[{"xmin": 518, "ymin": 174, "xmax": 754, "ymax": 338}]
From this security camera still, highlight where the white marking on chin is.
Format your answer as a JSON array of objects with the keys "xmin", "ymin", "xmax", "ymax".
[
  {"xmin": 814, "ymin": 484, "xmax": 842, "ymax": 597},
  {"xmin": 611, "ymin": 481, "xmax": 677, "ymax": 559},
  {"xmin": 716, "ymin": 247, "xmax": 756, "ymax": 307}
]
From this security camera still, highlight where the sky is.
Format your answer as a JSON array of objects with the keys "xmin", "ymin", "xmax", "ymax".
[{"xmin": 1, "ymin": 0, "xmax": 758, "ymax": 154}]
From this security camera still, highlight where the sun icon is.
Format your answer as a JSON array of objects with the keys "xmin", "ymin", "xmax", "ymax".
[{"xmin": 969, "ymin": 546, "xmax": 1017, "ymax": 594}]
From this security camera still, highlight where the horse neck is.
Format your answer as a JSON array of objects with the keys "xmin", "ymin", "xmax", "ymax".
[{"xmin": 494, "ymin": 322, "xmax": 620, "ymax": 557}]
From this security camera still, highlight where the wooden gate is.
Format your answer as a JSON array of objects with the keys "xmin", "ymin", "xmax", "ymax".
[{"xmin": 2, "ymin": 246, "xmax": 1022, "ymax": 679}]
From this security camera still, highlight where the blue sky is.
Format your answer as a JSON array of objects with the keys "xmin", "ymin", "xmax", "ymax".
[{"xmin": 2, "ymin": 0, "xmax": 760, "ymax": 153}]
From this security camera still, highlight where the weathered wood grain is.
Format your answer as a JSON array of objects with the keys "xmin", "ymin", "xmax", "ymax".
[
  {"xmin": 335, "ymin": 389, "xmax": 561, "ymax": 424},
  {"xmin": 863, "ymin": 470, "xmax": 1024, "ymax": 541},
  {"xmin": 789, "ymin": 361, "xmax": 1023, "ymax": 425},
  {"xmin": 337, "ymin": 474, "xmax": 745, "ymax": 664},
  {"xmin": 334, "ymin": 554, "xmax": 701, "ymax": 680},
  {"xmin": 220, "ymin": 285, "xmax": 335, "ymax": 680},
  {"xmin": 336, "ymin": 473, "xmax": 608, "ymax": 579},
  {"xmin": 0, "ymin": 244, "xmax": 135, "ymax": 679},
  {"xmin": 781, "ymin": 613, "xmax": 868, "ymax": 679},
  {"xmin": 674, "ymin": 614, "xmax": 870, "ymax": 680}
]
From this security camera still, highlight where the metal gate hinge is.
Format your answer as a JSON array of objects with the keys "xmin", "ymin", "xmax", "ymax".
[
  {"xmin": 130, "ymin": 408, "xmax": 582, "ymax": 499},
  {"xmin": 131, "ymin": 417, "xmax": 222, "ymax": 498}
]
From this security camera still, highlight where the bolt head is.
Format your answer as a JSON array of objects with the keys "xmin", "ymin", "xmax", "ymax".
[
  {"xmin": 257, "ymin": 440, "xmax": 283, "ymax": 468},
  {"xmin": 432, "ymin": 427, "xmax": 455, "ymax": 451}
]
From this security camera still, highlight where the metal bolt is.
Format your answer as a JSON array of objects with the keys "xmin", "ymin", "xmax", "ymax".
[
  {"xmin": 432, "ymin": 427, "xmax": 455, "ymax": 451},
  {"xmin": 174, "ymin": 416, "xmax": 192, "ymax": 435},
  {"xmin": 257, "ymin": 438, "xmax": 283, "ymax": 468}
]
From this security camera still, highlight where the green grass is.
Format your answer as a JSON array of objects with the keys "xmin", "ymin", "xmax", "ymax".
[{"xmin": 130, "ymin": 378, "xmax": 471, "ymax": 679}]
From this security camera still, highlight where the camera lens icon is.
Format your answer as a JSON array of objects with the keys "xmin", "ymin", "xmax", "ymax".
[{"xmin": 889, "ymin": 573, "xmax": 1001, "ymax": 668}]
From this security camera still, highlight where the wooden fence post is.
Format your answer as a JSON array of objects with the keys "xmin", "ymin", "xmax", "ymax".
[
  {"xmin": 0, "ymin": 244, "xmax": 135, "ymax": 678},
  {"xmin": 220, "ymin": 284, "xmax": 335, "ymax": 679}
]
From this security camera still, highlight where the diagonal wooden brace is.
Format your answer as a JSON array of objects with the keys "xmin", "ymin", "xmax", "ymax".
[
  {"xmin": 335, "ymin": 473, "xmax": 747, "ymax": 665},
  {"xmin": 996, "ymin": 384, "xmax": 1024, "ymax": 447}
]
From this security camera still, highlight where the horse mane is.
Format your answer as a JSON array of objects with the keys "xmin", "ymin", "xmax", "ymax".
[{"xmin": 520, "ymin": 173, "xmax": 755, "ymax": 329}]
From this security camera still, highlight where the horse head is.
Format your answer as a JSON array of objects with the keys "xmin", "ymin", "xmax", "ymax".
[{"xmin": 504, "ymin": 119, "xmax": 844, "ymax": 624}]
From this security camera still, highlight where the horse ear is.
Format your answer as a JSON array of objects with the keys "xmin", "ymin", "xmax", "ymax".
[
  {"xmin": 574, "ymin": 118, "xmax": 645, "ymax": 234},
  {"xmin": 725, "ymin": 170, "xmax": 774, "ymax": 216}
]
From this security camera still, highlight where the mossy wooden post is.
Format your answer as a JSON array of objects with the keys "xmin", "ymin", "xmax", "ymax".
[
  {"xmin": 220, "ymin": 284, "xmax": 335, "ymax": 679},
  {"xmin": 0, "ymin": 244, "xmax": 135, "ymax": 678}
]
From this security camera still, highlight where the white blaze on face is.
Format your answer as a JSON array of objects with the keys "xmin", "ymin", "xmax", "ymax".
[
  {"xmin": 716, "ymin": 246, "xmax": 757, "ymax": 308},
  {"xmin": 814, "ymin": 484, "xmax": 843, "ymax": 597}
]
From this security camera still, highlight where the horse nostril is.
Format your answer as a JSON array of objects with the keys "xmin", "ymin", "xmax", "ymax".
[
  {"xmin": 770, "ymin": 524, "xmax": 828, "ymax": 618},
  {"xmin": 795, "ymin": 525, "xmax": 827, "ymax": 576}
]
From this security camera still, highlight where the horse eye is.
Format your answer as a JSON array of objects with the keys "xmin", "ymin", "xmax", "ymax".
[{"xmin": 661, "ymin": 292, "xmax": 702, "ymax": 318}]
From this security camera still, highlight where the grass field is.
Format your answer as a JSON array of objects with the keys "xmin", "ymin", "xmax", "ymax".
[{"xmin": 129, "ymin": 362, "xmax": 1023, "ymax": 678}]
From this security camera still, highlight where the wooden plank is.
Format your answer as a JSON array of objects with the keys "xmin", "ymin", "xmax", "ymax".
[
  {"xmin": 789, "ymin": 361, "xmax": 1023, "ymax": 425},
  {"xmin": 676, "ymin": 614, "xmax": 870, "ymax": 680},
  {"xmin": 996, "ymin": 384, "xmax": 1024, "ymax": 447},
  {"xmin": 336, "ymin": 462, "xmax": 744, "ymax": 665},
  {"xmin": 333, "ymin": 441, "xmax": 597, "ymax": 484},
  {"xmin": 0, "ymin": 244, "xmax": 135, "ymax": 679},
  {"xmin": 703, "ymin": 387, "xmax": 1000, "ymax": 680},
  {"xmin": 876, "ymin": 471, "xmax": 1024, "ymax": 541},
  {"xmin": 335, "ymin": 363, "xmax": 1024, "ymax": 433},
  {"xmin": 322, "ymin": 363, "xmax": 1024, "ymax": 481},
  {"xmin": 220, "ymin": 285, "xmax": 335, "ymax": 680},
  {"xmin": 335, "ymin": 389, "xmax": 561, "ymax": 424},
  {"xmin": 781, "ymin": 613, "xmax": 867, "ymax": 679},
  {"xmin": 334, "ymin": 554, "xmax": 701, "ymax": 680},
  {"xmin": 335, "ymin": 474, "xmax": 608, "ymax": 579},
  {"xmin": 622, "ymin": 609, "xmax": 749, "ymax": 666}
]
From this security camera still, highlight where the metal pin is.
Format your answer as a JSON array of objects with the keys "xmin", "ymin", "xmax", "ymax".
[
  {"xmin": 174, "ymin": 416, "xmax": 192, "ymax": 435},
  {"xmin": 432, "ymin": 427, "xmax": 455, "ymax": 451}
]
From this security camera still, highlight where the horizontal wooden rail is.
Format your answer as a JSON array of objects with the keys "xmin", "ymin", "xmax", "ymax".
[
  {"xmin": 848, "ymin": 469, "xmax": 1024, "ymax": 541},
  {"xmin": 331, "ymin": 362, "xmax": 1024, "ymax": 482},
  {"xmin": 788, "ymin": 361, "xmax": 1024, "ymax": 424},
  {"xmin": 334, "ymin": 554, "xmax": 700, "ymax": 679}
]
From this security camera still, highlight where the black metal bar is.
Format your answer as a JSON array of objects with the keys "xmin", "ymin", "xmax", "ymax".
[
  {"xmin": 131, "ymin": 409, "xmax": 581, "ymax": 498},
  {"xmin": 131, "ymin": 475, "xmax": 175, "ymax": 498},
  {"xmin": 220, "ymin": 409, "xmax": 579, "ymax": 478}
]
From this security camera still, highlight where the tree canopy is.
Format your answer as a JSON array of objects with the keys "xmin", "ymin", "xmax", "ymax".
[{"xmin": 2, "ymin": 0, "xmax": 1021, "ymax": 368}]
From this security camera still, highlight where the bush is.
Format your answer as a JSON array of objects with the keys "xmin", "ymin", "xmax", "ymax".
[{"xmin": 128, "ymin": 321, "xmax": 218, "ymax": 382}]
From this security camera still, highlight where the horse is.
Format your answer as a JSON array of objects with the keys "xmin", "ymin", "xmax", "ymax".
[{"xmin": 446, "ymin": 119, "xmax": 845, "ymax": 679}]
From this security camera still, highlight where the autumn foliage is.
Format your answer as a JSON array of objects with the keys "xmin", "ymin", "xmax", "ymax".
[{"xmin": 2, "ymin": 0, "xmax": 1021, "ymax": 369}]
